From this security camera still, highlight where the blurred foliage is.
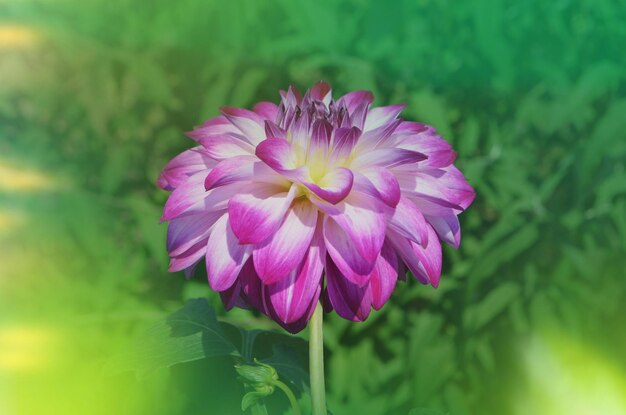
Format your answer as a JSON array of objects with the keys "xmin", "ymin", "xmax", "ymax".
[{"xmin": 1, "ymin": 0, "xmax": 626, "ymax": 414}]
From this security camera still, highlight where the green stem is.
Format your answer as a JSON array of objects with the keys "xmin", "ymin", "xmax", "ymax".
[
  {"xmin": 309, "ymin": 302, "xmax": 326, "ymax": 415},
  {"xmin": 274, "ymin": 380, "xmax": 301, "ymax": 415}
]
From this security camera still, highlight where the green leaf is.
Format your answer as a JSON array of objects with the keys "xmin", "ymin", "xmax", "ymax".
[
  {"xmin": 261, "ymin": 343, "xmax": 309, "ymax": 393},
  {"xmin": 106, "ymin": 299, "xmax": 237, "ymax": 377}
]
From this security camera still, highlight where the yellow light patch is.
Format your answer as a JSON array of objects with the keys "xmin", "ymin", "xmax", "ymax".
[
  {"xmin": 0, "ymin": 24, "xmax": 39, "ymax": 48},
  {"xmin": 0, "ymin": 325, "xmax": 61, "ymax": 372},
  {"xmin": 514, "ymin": 331, "xmax": 626, "ymax": 415},
  {"xmin": 0, "ymin": 159, "xmax": 60, "ymax": 192}
]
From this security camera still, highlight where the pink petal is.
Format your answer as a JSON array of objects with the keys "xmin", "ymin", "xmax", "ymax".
[
  {"xmin": 351, "ymin": 147, "xmax": 427, "ymax": 169},
  {"xmin": 322, "ymin": 216, "xmax": 375, "ymax": 286},
  {"xmin": 219, "ymin": 280, "xmax": 243, "ymax": 311},
  {"xmin": 255, "ymin": 138, "xmax": 298, "ymax": 171},
  {"xmin": 318, "ymin": 192, "xmax": 387, "ymax": 264},
  {"xmin": 187, "ymin": 116, "xmax": 241, "ymax": 141},
  {"xmin": 426, "ymin": 214, "xmax": 461, "ymax": 248},
  {"xmin": 336, "ymin": 90, "xmax": 374, "ymax": 113},
  {"xmin": 266, "ymin": 224, "xmax": 325, "ymax": 323},
  {"xmin": 301, "ymin": 167, "xmax": 353, "ymax": 204},
  {"xmin": 387, "ymin": 226, "xmax": 442, "ymax": 287},
  {"xmin": 157, "ymin": 147, "xmax": 217, "ymax": 191},
  {"xmin": 162, "ymin": 173, "xmax": 240, "ymax": 221},
  {"xmin": 161, "ymin": 172, "xmax": 209, "ymax": 221},
  {"xmin": 308, "ymin": 119, "xmax": 332, "ymax": 159},
  {"xmin": 325, "ymin": 256, "xmax": 372, "ymax": 322},
  {"xmin": 167, "ymin": 210, "xmax": 224, "ymax": 257},
  {"xmin": 253, "ymin": 102, "xmax": 279, "ymax": 121},
  {"xmin": 369, "ymin": 241, "xmax": 399, "ymax": 310},
  {"xmin": 363, "ymin": 104, "xmax": 406, "ymax": 131},
  {"xmin": 228, "ymin": 183, "xmax": 297, "ymax": 244},
  {"xmin": 352, "ymin": 167, "xmax": 401, "ymax": 207},
  {"xmin": 310, "ymin": 81, "xmax": 333, "ymax": 106},
  {"xmin": 221, "ymin": 107, "xmax": 266, "ymax": 144},
  {"xmin": 198, "ymin": 135, "xmax": 255, "ymax": 159},
  {"xmin": 356, "ymin": 118, "xmax": 402, "ymax": 150},
  {"xmin": 395, "ymin": 165, "xmax": 475, "ymax": 211},
  {"xmin": 330, "ymin": 127, "xmax": 361, "ymax": 163},
  {"xmin": 264, "ymin": 120, "xmax": 286, "ymax": 140},
  {"xmin": 238, "ymin": 259, "xmax": 266, "ymax": 312},
  {"xmin": 387, "ymin": 196, "xmax": 429, "ymax": 245},
  {"xmin": 204, "ymin": 156, "xmax": 281, "ymax": 190},
  {"xmin": 206, "ymin": 214, "xmax": 252, "ymax": 291},
  {"xmin": 253, "ymin": 202, "xmax": 318, "ymax": 284},
  {"xmin": 394, "ymin": 130, "xmax": 457, "ymax": 167},
  {"xmin": 169, "ymin": 240, "xmax": 207, "ymax": 272}
]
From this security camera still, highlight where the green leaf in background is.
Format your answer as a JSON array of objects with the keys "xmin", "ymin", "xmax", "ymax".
[{"xmin": 105, "ymin": 299, "xmax": 237, "ymax": 377}]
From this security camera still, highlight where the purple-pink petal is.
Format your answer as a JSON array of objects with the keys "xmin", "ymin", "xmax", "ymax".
[
  {"xmin": 266, "ymin": 225, "xmax": 325, "ymax": 323},
  {"xmin": 325, "ymin": 256, "xmax": 372, "ymax": 322},
  {"xmin": 255, "ymin": 138, "xmax": 297, "ymax": 171},
  {"xmin": 387, "ymin": 196, "xmax": 429, "ymax": 245},
  {"xmin": 363, "ymin": 104, "xmax": 406, "ymax": 131},
  {"xmin": 198, "ymin": 135, "xmax": 256, "ymax": 159},
  {"xmin": 221, "ymin": 107, "xmax": 266, "ymax": 144},
  {"xmin": 352, "ymin": 167, "xmax": 401, "ymax": 207},
  {"xmin": 322, "ymin": 215, "xmax": 375, "ymax": 286},
  {"xmin": 253, "ymin": 202, "xmax": 318, "ymax": 284},
  {"xmin": 369, "ymin": 241, "xmax": 399, "ymax": 310},
  {"xmin": 228, "ymin": 183, "xmax": 297, "ymax": 244},
  {"xmin": 206, "ymin": 214, "xmax": 252, "ymax": 291},
  {"xmin": 301, "ymin": 167, "xmax": 353, "ymax": 204},
  {"xmin": 426, "ymin": 214, "xmax": 461, "ymax": 248},
  {"xmin": 319, "ymin": 192, "xmax": 387, "ymax": 264},
  {"xmin": 157, "ymin": 147, "xmax": 216, "ymax": 191}
]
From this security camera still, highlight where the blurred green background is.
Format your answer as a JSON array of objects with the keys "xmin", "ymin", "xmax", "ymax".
[{"xmin": 2, "ymin": 0, "xmax": 626, "ymax": 414}]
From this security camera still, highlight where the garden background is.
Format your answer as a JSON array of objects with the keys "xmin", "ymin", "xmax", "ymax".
[{"xmin": 2, "ymin": 0, "xmax": 626, "ymax": 414}]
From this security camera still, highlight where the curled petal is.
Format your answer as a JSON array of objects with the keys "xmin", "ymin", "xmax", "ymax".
[
  {"xmin": 256, "ymin": 138, "xmax": 298, "ymax": 171},
  {"xmin": 206, "ymin": 214, "xmax": 252, "ymax": 291},
  {"xmin": 253, "ymin": 201, "xmax": 318, "ymax": 284},
  {"xmin": 301, "ymin": 167, "xmax": 353, "ymax": 204},
  {"xmin": 228, "ymin": 183, "xmax": 297, "ymax": 244}
]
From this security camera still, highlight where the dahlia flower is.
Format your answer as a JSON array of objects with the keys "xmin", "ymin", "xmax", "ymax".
[{"xmin": 158, "ymin": 82, "xmax": 474, "ymax": 333}]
